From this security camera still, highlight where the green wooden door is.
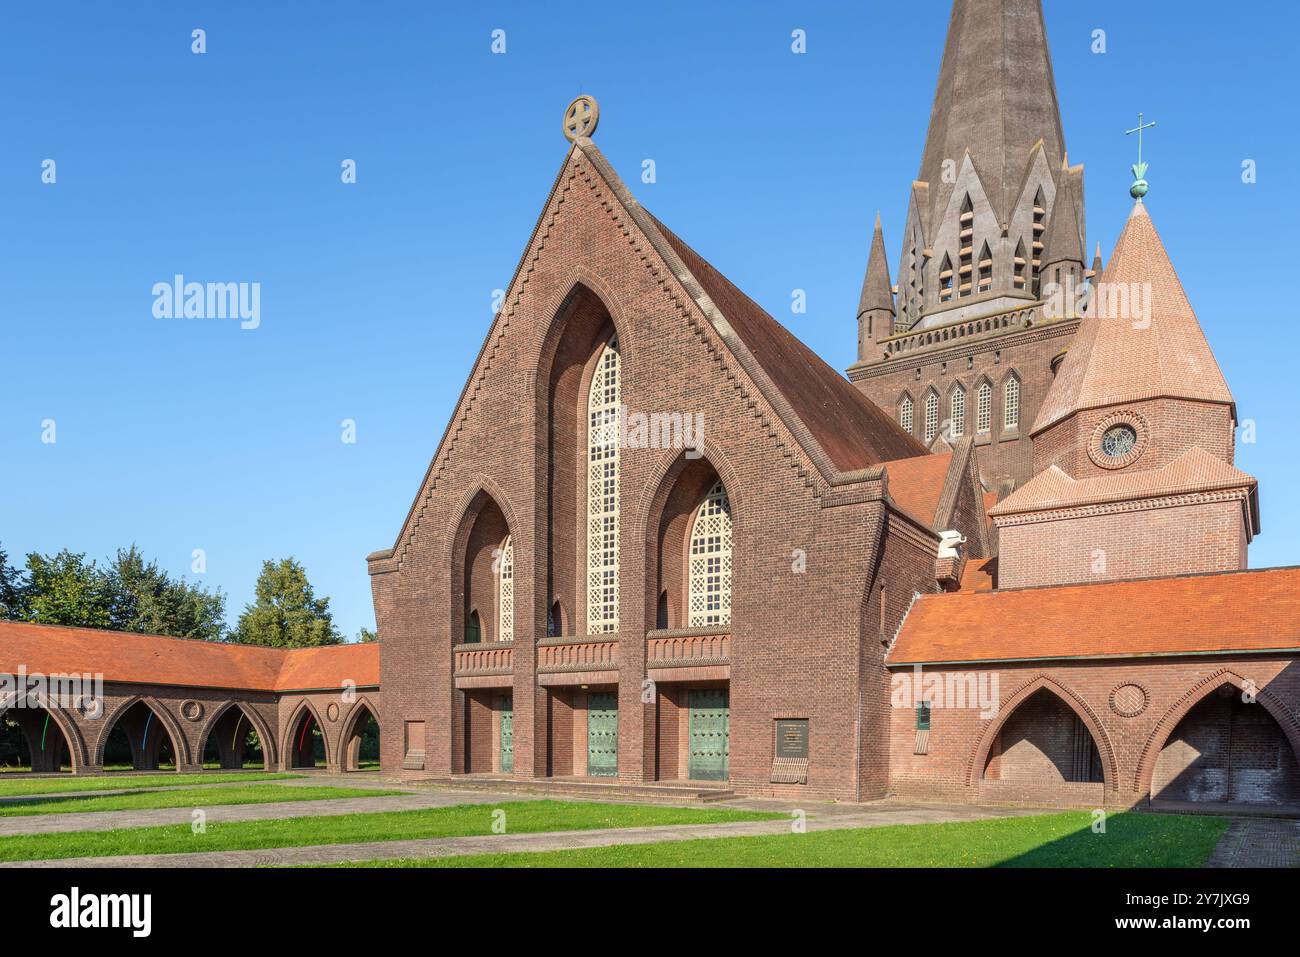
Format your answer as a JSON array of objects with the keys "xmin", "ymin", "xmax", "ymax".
[
  {"xmin": 586, "ymin": 692, "xmax": 618, "ymax": 777},
  {"xmin": 688, "ymin": 689, "xmax": 730, "ymax": 781},
  {"xmin": 499, "ymin": 694, "xmax": 514, "ymax": 774}
]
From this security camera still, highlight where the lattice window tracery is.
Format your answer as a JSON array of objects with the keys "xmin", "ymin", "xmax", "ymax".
[{"xmin": 687, "ymin": 480, "xmax": 732, "ymax": 628}]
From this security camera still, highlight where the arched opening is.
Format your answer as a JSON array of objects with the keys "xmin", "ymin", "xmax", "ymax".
[
  {"xmin": 102, "ymin": 700, "xmax": 180, "ymax": 772},
  {"xmin": 341, "ymin": 703, "xmax": 381, "ymax": 772},
  {"xmin": 0, "ymin": 702, "xmax": 73, "ymax": 773},
  {"xmin": 288, "ymin": 707, "xmax": 327, "ymax": 769},
  {"xmin": 547, "ymin": 599, "xmax": 564, "ymax": 638},
  {"xmin": 983, "ymin": 688, "xmax": 1103, "ymax": 785},
  {"xmin": 456, "ymin": 495, "xmax": 511, "ymax": 646},
  {"xmin": 1153, "ymin": 686, "xmax": 1300, "ymax": 806},
  {"xmin": 651, "ymin": 460, "xmax": 733, "ymax": 631},
  {"xmin": 540, "ymin": 283, "xmax": 622, "ymax": 641},
  {"xmin": 200, "ymin": 705, "xmax": 266, "ymax": 770}
]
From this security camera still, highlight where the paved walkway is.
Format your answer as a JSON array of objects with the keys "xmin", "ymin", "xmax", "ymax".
[
  {"xmin": 0, "ymin": 796, "xmax": 1053, "ymax": 868},
  {"xmin": 0, "ymin": 790, "xmax": 495, "ymax": 837},
  {"xmin": 1205, "ymin": 817, "xmax": 1300, "ymax": 868}
]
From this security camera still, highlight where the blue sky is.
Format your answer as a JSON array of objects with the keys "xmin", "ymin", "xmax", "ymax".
[{"xmin": 3, "ymin": 1, "xmax": 1296, "ymax": 640}]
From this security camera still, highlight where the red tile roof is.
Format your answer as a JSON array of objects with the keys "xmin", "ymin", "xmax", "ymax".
[
  {"xmin": 882, "ymin": 452, "xmax": 953, "ymax": 527},
  {"xmin": 645, "ymin": 212, "xmax": 929, "ymax": 473},
  {"xmin": 888, "ymin": 566, "xmax": 1300, "ymax": 665},
  {"xmin": 0, "ymin": 622, "xmax": 379, "ymax": 692},
  {"xmin": 990, "ymin": 447, "xmax": 1257, "ymax": 518}
]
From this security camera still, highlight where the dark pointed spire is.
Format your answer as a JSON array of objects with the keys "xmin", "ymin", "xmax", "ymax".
[
  {"xmin": 858, "ymin": 212, "xmax": 895, "ymax": 318},
  {"xmin": 1090, "ymin": 241, "xmax": 1103, "ymax": 279},
  {"xmin": 1040, "ymin": 178, "xmax": 1083, "ymax": 269},
  {"xmin": 917, "ymin": 0, "xmax": 1066, "ymax": 226}
]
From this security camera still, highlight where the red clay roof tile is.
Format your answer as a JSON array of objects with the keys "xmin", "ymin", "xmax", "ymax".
[
  {"xmin": 0, "ymin": 621, "xmax": 378, "ymax": 692},
  {"xmin": 888, "ymin": 566, "xmax": 1300, "ymax": 665}
]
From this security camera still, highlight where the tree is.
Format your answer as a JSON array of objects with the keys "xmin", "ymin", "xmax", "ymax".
[
  {"xmin": 104, "ymin": 546, "xmax": 227, "ymax": 641},
  {"xmin": 232, "ymin": 558, "xmax": 341, "ymax": 648},
  {"xmin": 357, "ymin": 626, "xmax": 378, "ymax": 643},
  {"xmin": 20, "ymin": 550, "xmax": 111, "ymax": 628},
  {"xmin": 0, "ymin": 545, "xmax": 23, "ymax": 620}
]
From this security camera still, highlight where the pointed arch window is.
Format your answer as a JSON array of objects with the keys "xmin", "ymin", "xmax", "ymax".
[
  {"xmin": 976, "ymin": 382, "xmax": 992, "ymax": 434},
  {"xmin": 899, "ymin": 394, "xmax": 914, "ymax": 434},
  {"xmin": 924, "ymin": 392, "xmax": 939, "ymax": 444},
  {"xmin": 465, "ymin": 610, "xmax": 481, "ymax": 645},
  {"xmin": 1013, "ymin": 239, "xmax": 1027, "ymax": 290},
  {"xmin": 950, "ymin": 385, "xmax": 966, "ymax": 439},
  {"xmin": 586, "ymin": 337, "xmax": 621, "ymax": 634},
  {"xmin": 1004, "ymin": 375, "xmax": 1021, "ymax": 429},
  {"xmin": 938, "ymin": 254, "xmax": 954, "ymax": 303},
  {"xmin": 687, "ymin": 480, "xmax": 733, "ymax": 628},
  {"xmin": 977, "ymin": 241, "xmax": 993, "ymax": 293},
  {"xmin": 1031, "ymin": 188, "xmax": 1047, "ymax": 295},
  {"xmin": 497, "ymin": 536, "xmax": 514, "ymax": 643},
  {"xmin": 958, "ymin": 195, "xmax": 974, "ymax": 298}
]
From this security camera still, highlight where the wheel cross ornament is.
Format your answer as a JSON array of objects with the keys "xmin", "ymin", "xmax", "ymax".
[{"xmin": 563, "ymin": 95, "xmax": 600, "ymax": 142}]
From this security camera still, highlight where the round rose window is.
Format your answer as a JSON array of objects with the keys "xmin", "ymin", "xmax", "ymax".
[{"xmin": 1100, "ymin": 424, "xmax": 1137, "ymax": 459}]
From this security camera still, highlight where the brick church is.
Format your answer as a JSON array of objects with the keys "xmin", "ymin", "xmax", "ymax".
[{"xmin": 4, "ymin": 0, "xmax": 1297, "ymax": 810}]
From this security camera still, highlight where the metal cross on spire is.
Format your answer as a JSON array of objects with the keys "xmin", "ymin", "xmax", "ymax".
[{"xmin": 1126, "ymin": 112, "xmax": 1156, "ymax": 200}]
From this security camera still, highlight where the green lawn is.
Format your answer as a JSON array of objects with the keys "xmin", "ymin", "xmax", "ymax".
[
  {"xmin": 0, "ymin": 772, "xmax": 301, "ymax": 798},
  {"xmin": 0, "ymin": 784, "xmax": 400, "ymax": 817},
  {"xmin": 336, "ymin": 811, "xmax": 1229, "ymax": 868},
  {"xmin": 0, "ymin": 800, "xmax": 781, "ymax": 862}
]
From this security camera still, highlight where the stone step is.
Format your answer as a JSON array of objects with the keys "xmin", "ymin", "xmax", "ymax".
[{"xmin": 402, "ymin": 775, "xmax": 735, "ymax": 804}]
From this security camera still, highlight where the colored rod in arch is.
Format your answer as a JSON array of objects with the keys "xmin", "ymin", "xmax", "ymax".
[
  {"xmin": 40, "ymin": 711, "xmax": 50, "ymax": 751},
  {"xmin": 231, "ymin": 713, "xmax": 244, "ymax": 750},
  {"xmin": 298, "ymin": 714, "xmax": 313, "ymax": 751},
  {"xmin": 141, "ymin": 709, "xmax": 153, "ymax": 752}
]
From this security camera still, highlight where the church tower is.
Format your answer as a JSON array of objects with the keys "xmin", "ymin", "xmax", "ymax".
[
  {"xmin": 849, "ymin": 0, "xmax": 1086, "ymax": 491},
  {"xmin": 990, "ymin": 193, "xmax": 1259, "ymax": 588}
]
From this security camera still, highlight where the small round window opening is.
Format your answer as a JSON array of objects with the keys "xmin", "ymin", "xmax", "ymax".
[{"xmin": 1100, "ymin": 424, "xmax": 1138, "ymax": 459}]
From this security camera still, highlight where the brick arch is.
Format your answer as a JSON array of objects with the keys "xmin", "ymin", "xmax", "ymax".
[
  {"xmin": 282, "ymin": 699, "xmax": 330, "ymax": 770},
  {"xmin": 1135, "ymin": 669, "xmax": 1300, "ymax": 795},
  {"xmin": 636, "ymin": 441, "xmax": 742, "ymax": 631},
  {"xmin": 94, "ymin": 694, "xmax": 191, "ymax": 768},
  {"xmin": 447, "ymin": 482, "xmax": 518, "ymax": 645},
  {"xmin": 196, "ymin": 701, "xmax": 278, "ymax": 769},
  {"xmin": 337, "ymin": 696, "xmax": 381, "ymax": 771},
  {"xmin": 534, "ymin": 272, "xmax": 637, "ymax": 390},
  {"xmin": 966, "ymin": 673, "xmax": 1118, "ymax": 792},
  {"xmin": 0, "ymin": 692, "xmax": 89, "ymax": 772}
]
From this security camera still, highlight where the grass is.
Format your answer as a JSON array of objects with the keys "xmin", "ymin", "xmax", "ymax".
[
  {"xmin": 0, "ymin": 783, "xmax": 401, "ymax": 817},
  {"xmin": 0, "ymin": 772, "xmax": 300, "ymax": 798},
  {"xmin": 335, "ymin": 811, "xmax": 1229, "ymax": 869},
  {"xmin": 0, "ymin": 800, "xmax": 781, "ymax": 862}
]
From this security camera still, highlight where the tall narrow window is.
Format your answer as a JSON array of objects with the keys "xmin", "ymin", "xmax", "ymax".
[
  {"xmin": 497, "ymin": 536, "xmax": 514, "ymax": 643},
  {"xmin": 465, "ymin": 610, "xmax": 481, "ymax": 645},
  {"xmin": 899, "ymin": 395, "xmax": 914, "ymax": 434},
  {"xmin": 977, "ymin": 382, "xmax": 992, "ymax": 434},
  {"xmin": 938, "ymin": 254, "xmax": 954, "ymax": 303},
  {"xmin": 1013, "ymin": 239, "xmax": 1027, "ymax": 290},
  {"xmin": 958, "ymin": 195, "xmax": 974, "ymax": 298},
  {"xmin": 687, "ymin": 480, "xmax": 733, "ymax": 627},
  {"xmin": 977, "ymin": 242, "xmax": 993, "ymax": 293},
  {"xmin": 950, "ymin": 385, "xmax": 966, "ymax": 439},
  {"xmin": 1004, "ymin": 376, "xmax": 1021, "ymax": 429},
  {"xmin": 924, "ymin": 392, "xmax": 939, "ymax": 444},
  {"xmin": 1031, "ymin": 188, "xmax": 1046, "ymax": 295},
  {"xmin": 586, "ymin": 337, "xmax": 621, "ymax": 634}
]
